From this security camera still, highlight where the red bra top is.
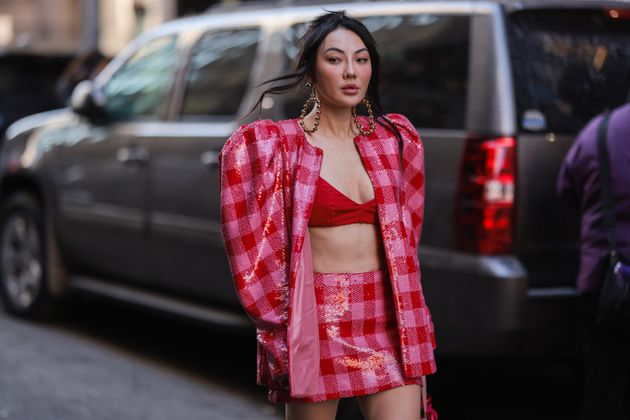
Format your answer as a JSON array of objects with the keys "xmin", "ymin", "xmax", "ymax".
[{"xmin": 308, "ymin": 176, "xmax": 378, "ymax": 227}]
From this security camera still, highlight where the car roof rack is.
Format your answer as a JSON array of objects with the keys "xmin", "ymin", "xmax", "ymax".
[
  {"xmin": 205, "ymin": 0, "xmax": 371, "ymax": 14},
  {"xmin": 204, "ymin": 0, "xmax": 630, "ymax": 15}
]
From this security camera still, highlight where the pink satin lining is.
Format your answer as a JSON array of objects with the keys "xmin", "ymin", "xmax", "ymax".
[{"xmin": 288, "ymin": 229, "xmax": 321, "ymax": 397}]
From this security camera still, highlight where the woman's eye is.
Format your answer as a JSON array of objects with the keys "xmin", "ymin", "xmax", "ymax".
[
  {"xmin": 327, "ymin": 57, "xmax": 341, "ymax": 63},
  {"xmin": 357, "ymin": 57, "xmax": 369, "ymax": 63}
]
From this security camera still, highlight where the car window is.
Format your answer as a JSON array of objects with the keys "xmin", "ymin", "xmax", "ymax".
[
  {"xmin": 508, "ymin": 9, "xmax": 630, "ymax": 134},
  {"xmin": 282, "ymin": 14, "xmax": 470, "ymax": 129},
  {"xmin": 180, "ymin": 27, "xmax": 260, "ymax": 119},
  {"xmin": 103, "ymin": 35, "xmax": 178, "ymax": 121}
]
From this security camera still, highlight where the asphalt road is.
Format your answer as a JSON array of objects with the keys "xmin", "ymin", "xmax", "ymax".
[
  {"xmin": 0, "ymin": 297, "xmax": 282, "ymax": 420},
  {"xmin": 0, "ymin": 295, "xmax": 581, "ymax": 420}
]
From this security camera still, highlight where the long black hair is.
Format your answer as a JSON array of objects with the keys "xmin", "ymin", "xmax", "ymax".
[{"xmin": 251, "ymin": 10, "xmax": 402, "ymax": 141}]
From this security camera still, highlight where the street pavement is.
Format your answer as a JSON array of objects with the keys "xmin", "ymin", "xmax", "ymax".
[
  {"xmin": 0, "ymin": 295, "xmax": 581, "ymax": 420},
  {"xmin": 0, "ymin": 297, "xmax": 282, "ymax": 420}
]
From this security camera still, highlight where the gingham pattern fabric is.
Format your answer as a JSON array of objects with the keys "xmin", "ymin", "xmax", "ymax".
[
  {"xmin": 219, "ymin": 114, "xmax": 436, "ymax": 403},
  {"xmin": 274, "ymin": 269, "xmax": 423, "ymax": 403},
  {"xmin": 356, "ymin": 115, "xmax": 436, "ymax": 379},
  {"xmin": 220, "ymin": 121, "xmax": 290, "ymax": 390}
]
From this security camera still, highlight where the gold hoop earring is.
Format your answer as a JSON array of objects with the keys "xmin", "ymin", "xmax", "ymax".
[
  {"xmin": 299, "ymin": 86, "xmax": 320, "ymax": 134},
  {"xmin": 352, "ymin": 98, "xmax": 376, "ymax": 136}
]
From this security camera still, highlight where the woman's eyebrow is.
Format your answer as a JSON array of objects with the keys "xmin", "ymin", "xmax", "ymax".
[{"xmin": 323, "ymin": 47, "xmax": 369, "ymax": 54}]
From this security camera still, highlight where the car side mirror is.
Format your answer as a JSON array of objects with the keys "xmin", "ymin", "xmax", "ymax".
[{"xmin": 70, "ymin": 80, "xmax": 107, "ymax": 122}]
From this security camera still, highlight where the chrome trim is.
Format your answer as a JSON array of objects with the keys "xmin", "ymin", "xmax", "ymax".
[
  {"xmin": 150, "ymin": 211, "xmax": 224, "ymax": 246},
  {"xmin": 71, "ymin": 276, "xmax": 250, "ymax": 328},
  {"xmin": 527, "ymin": 287, "xmax": 577, "ymax": 298},
  {"xmin": 5, "ymin": 109, "xmax": 74, "ymax": 141},
  {"xmin": 113, "ymin": 121, "xmax": 237, "ymax": 138},
  {"xmin": 60, "ymin": 200, "xmax": 144, "ymax": 230}
]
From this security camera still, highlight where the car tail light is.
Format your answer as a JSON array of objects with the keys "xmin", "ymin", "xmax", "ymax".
[
  {"xmin": 455, "ymin": 136, "xmax": 516, "ymax": 254},
  {"xmin": 605, "ymin": 8, "xmax": 630, "ymax": 19}
]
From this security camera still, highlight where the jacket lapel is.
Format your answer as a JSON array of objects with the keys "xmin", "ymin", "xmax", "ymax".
[{"xmin": 286, "ymin": 122, "xmax": 323, "ymax": 397}]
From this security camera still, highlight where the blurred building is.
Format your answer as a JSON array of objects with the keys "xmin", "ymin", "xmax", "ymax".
[
  {"xmin": 100, "ymin": 0, "xmax": 177, "ymax": 56},
  {"xmin": 0, "ymin": 0, "xmax": 235, "ymax": 57},
  {"xmin": 0, "ymin": 0, "xmax": 83, "ymax": 54}
]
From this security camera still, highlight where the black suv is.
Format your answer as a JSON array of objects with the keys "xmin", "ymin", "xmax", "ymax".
[{"xmin": 1, "ymin": 1, "xmax": 629, "ymax": 358}]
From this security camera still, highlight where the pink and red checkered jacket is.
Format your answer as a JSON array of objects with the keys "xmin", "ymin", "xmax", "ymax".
[{"xmin": 219, "ymin": 114, "xmax": 436, "ymax": 401}]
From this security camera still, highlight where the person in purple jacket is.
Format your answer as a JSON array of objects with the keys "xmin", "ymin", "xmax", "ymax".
[{"xmin": 557, "ymin": 102, "xmax": 630, "ymax": 420}]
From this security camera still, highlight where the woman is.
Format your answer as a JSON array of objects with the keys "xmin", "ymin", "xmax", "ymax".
[{"xmin": 220, "ymin": 11, "xmax": 436, "ymax": 420}]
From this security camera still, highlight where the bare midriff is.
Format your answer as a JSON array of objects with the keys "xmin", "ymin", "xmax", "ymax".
[{"xmin": 308, "ymin": 223, "xmax": 386, "ymax": 273}]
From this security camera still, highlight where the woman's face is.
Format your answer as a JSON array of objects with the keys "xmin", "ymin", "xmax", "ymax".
[{"xmin": 312, "ymin": 28, "xmax": 372, "ymax": 110}]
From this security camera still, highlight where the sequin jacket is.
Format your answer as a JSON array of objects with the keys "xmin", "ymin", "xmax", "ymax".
[{"xmin": 219, "ymin": 114, "xmax": 437, "ymax": 399}]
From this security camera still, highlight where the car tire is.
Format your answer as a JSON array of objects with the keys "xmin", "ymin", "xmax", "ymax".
[{"xmin": 0, "ymin": 192, "xmax": 54, "ymax": 319}]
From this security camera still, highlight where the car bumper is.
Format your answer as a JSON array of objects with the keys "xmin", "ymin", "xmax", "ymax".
[{"xmin": 420, "ymin": 246, "xmax": 579, "ymax": 358}]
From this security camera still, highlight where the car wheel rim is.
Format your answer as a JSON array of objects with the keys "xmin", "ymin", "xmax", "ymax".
[{"xmin": 1, "ymin": 213, "xmax": 42, "ymax": 310}]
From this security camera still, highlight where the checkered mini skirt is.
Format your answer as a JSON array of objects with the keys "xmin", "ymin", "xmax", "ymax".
[{"xmin": 279, "ymin": 269, "xmax": 422, "ymax": 403}]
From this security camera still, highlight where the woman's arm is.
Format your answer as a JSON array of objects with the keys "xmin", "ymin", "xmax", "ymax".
[{"xmin": 219, "ymin": 120, "xmax": 290, "ymax": 378}]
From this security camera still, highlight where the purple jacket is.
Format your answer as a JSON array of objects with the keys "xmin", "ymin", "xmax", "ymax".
[{"xmin": 557, "ymin": 103, "xmax": 630, "ymax": 293}]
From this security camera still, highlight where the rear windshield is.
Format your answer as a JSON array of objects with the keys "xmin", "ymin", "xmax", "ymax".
[{"xmin": 508, "ymin": 9, "xmax": 630, "ymax": 134}]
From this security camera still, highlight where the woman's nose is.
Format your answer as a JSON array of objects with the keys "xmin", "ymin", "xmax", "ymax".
[{"xmin": 343, "ymin": 65, "xmax": 357, "ymax": 80}]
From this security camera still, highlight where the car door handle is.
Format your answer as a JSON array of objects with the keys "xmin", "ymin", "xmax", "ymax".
[
  {"xmin": 200, "ymin": 150, "xmax": 219, "ymax": 169},
  {"xmin": 117, "ymin": 146, "xmax": 150, "ymax": 165}
]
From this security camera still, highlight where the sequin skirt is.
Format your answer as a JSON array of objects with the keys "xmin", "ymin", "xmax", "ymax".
[{"xmin": 280, "ymin": 269, "xmax": 422, "ymax": 403}]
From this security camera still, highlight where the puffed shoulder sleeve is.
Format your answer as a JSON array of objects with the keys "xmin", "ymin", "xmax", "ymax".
[
  {"xmin": 387, "ymin": 113, "xmax": 425, "ymax": 246},
  {"xmin": 219, "ymin": 120, "xmax": 290, "ymax": 377}
]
